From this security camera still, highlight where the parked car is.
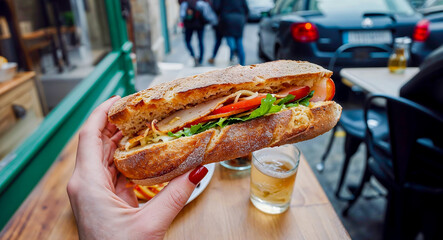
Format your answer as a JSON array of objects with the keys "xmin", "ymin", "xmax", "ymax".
[
  {"xmin": 411, "ymin": 0, "xmax": 443, "ymax": 65},
  {"xmin": 247, "ymin": 0, "xmax": 275, "ymax": 21},
  {"xmin": 258, "ymin": 0, "xmax": 422, "ymax": 70}
]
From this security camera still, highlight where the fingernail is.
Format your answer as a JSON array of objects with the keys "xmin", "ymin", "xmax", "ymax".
[
  {"xmin": 109, "ymin": 95, "xmax": 118, "ymax": 99},
  {"xmin": 188, "ymin": 165, "xmax": 208, "ymax": 185}
]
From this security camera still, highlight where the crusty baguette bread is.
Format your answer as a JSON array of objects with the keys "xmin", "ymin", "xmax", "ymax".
[
  {"xmin": 114, "ymin": 101, "xmax": 342, "ymax": 186},
  {"xmin": 109, "ymin": 60, "xmax": 341, "ymax": 186},
  {"xmin": 109, "ymin": 60, "xmax": 332, "ymax": 137}
]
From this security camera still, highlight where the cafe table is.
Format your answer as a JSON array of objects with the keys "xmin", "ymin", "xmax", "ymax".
[
  {"xmin": 340, "ymin": 67, "xmax": 419, "ymax": 96},
  {"xmin": 0, "ymin": 67, "xmax": 350, "ymax": 240}
]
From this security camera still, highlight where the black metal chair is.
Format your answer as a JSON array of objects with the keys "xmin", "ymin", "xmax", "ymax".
[
  {"xmin": 400, "ymin": 44, "xmax": 443, "ymax": 115},
  {"xmin": 344, "ymin": 94, "xmax": 443, "ymax": 239},
  {"xmin": 317, "ymin": 43, "xmax": 391, "ymax": 200}
]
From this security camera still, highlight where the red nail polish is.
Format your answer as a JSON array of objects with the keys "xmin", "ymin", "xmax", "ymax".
[
  {"xmin": 189, "ymin": 166, "xmax": 208, "ymax": 185},
  {"xmin": 109, "ymin": 95, "xmax": 117, "ymax": 99}
]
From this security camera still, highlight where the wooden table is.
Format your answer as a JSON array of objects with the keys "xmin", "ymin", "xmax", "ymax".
[
  {"xmin": 340, "ymin": 67, "xmax": 419, "ymax": 96},
  {"xmin": 0, "ymin": 136, "xmax": 349, "ymax": 239}
]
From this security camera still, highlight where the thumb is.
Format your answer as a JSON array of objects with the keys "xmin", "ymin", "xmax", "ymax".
[{"xmin": 140, "ymin": 166, "xmax": 208, "ymax": 223}]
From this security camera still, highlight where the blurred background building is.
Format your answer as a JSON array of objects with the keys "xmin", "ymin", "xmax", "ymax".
[{"xmin": 0, "ymin": 0, "xmax": 181, "ymax": 109}]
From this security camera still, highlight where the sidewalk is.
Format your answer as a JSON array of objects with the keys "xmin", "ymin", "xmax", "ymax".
[{"xmin": 136, "ymin": 23, "xmax": 262, "ymax": 91}]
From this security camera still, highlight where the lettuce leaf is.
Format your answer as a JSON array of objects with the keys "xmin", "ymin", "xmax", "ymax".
[
  {"xmin": 168, "ymin": 91, "xmax": 314, "ymax": 138},
  {"xmin": 277, "ymin": 94, "xmax": 295, "ymax": 106},
  {"xmin": 167, "ymin": 118, "xmax": 228, "ymax": 138},
  {"xmin": 243, "ymin": 94, "xmax": 281, "ymax": 120},
  {"xmin": 298, "ymin": 90, "xmax": 314, "ymax": 107}
]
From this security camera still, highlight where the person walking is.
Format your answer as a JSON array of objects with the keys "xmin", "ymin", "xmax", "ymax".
[
  {"xmin": 208, "ymin": 0, "xmax": 223, "ymax": 64},
  {"xmin": 218, "ymin": 0, "xmax": 249, "ymax": 65},
  {"xmin": 180, "ymin": 0, "xmax": 217, "ymax": 66}
]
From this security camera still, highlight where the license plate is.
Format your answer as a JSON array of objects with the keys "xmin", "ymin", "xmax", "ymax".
[{"xmin": 343, "ymin": 30, "xmax": 393, "ymax": 44}]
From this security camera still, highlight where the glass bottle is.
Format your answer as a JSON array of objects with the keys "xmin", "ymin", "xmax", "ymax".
[{"xmin": 388, "ymin": 38, "xmax": 408, "ymax": 74}]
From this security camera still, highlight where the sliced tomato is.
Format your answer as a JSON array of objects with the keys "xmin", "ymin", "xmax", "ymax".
[
  {"xmin": 276, "ymin": 86, "xmax": 311, "ymax": 104},
  {"xmin": 325, "ymin": 78, "xmax": 335, "ymax": 100},
  {"xmin": 311, "ymin": 78, "xmax": 335, "ymax": 102},
  {"xmin": 287, "ymin": 86, "xmax": 311, "ymax": 101},
  {"xmin": 210, "ymin": 95, "xmax": 266, "ymax": 115},
  {"xmin": 185, "ymin": 105, "xmax": 257, "ymax": 128}
]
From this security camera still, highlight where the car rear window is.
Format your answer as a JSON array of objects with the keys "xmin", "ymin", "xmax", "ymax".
[
  {"xmin": 308, "ymin": 0, "xmax": 415, "ymax": 15},
  {"xmin": 424, "ymin": 0, "xmax": 443, "ymax": 8}
]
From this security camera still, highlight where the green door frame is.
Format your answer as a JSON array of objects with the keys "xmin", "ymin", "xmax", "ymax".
[
  {"xmin": 0, "ymin": 0, "xmax": 135, "ymax": 230},
  {"xmin": 159, "ymin": 0, "xmax": 170, "ymax": 53}
]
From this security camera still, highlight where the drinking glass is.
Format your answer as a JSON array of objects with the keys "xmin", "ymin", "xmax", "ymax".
[
  {"xmin": 220, "ymin": 154, "xmax": 251, "ymax": 171},
  {"xmin": 250, "ymin": 145, "xmax": 300, "ymax": 214}
]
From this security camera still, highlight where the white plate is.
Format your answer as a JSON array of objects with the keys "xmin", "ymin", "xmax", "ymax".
[{"xmin": 139, "ymin": 163, "xmax": 215, "ymax": 206}]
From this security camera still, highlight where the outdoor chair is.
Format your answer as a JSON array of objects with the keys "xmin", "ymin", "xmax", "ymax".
[
  {"xmin": 400, "ymin": 44, "xmax": 443, "ymax": 115},
  {"xmin": 343, "ymin": 94, "xmax": 443, "ymax": 239},
  {"xmin": 317, "ymin": 44, "xmax": 391, "ymax": 200}
]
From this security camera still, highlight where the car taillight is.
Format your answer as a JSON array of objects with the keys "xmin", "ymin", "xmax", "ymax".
[
  {"xmin": 291, "ymin": 22, "xmax": 319, "ymax": 43},
  {"xmin": 413, "ymin": 19, "xmax": 430, "ymax": 42}
]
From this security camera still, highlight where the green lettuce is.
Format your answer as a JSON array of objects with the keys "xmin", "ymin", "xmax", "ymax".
[
  {"xmin": 286, "ymin": 90, "xmax": 314, "ymax": 108},
  {"xmin": 168, "ymin": 91, "xmax": 314, "ymax": 138},
  {"xmin": 167, "ymin": 118, "xmax": 228, "ymax": 138},
  {"xmin": 277, "ymin": 94, "xmax": 295, "ymax": 106}
]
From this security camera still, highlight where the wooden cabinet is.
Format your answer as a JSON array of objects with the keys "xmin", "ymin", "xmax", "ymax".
[{"xmin": 0, "ymin": 72, "xmax": 44, "ymax": 161}]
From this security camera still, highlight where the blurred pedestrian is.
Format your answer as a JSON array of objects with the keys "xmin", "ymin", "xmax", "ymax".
[
  {"xmin": 180, "ymin": 0, "xmax": 217, "ymax": 66},
  {"xmin": 208, "ymin": 0, "xmax": 223, "ymax": 64},
  {"xmin": 218, "ymin": 0, "xmax": 249, "ymax": 65}
]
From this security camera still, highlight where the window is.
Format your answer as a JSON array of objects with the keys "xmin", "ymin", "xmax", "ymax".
[
  {"xmin": 271, "ymin": 0, "xmax": 285, "ymax": 15},
  {"xmin": 278, "ymin": 0, "xmax": 300, "ymax": 15},
  {"xmin": 425, "ymin": 0, "xmax": 443, "ymax": 7}
]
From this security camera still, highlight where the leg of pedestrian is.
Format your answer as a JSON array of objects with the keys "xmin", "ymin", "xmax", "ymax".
[
  {"xmin": 197, "ymin": 28, "xmax": 205, "ymax": 65},
  {"xmin": 236, "ymin": 37, "xmax": 245, "ymax": 65},
  {"xmin": 184, "ymin": 28, "xmax": 196, "ymax": 65},
  {"xmin": 209, "ymin": 28, "xmax": 223, "ymax": 64},
  {"xmin": 226, "ymin": 37, "xmax": 237, "ymax": 64}
]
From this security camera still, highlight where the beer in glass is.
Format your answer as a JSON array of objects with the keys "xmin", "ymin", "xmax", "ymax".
[{"xmin": 250, "ymin": 145, "xmax": 300, "ymax": 214}]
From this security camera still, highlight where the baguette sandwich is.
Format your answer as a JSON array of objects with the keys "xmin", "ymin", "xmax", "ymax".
[{"xmin": 109, "ymin": 60, "xmax": 342, "ymax": 185}]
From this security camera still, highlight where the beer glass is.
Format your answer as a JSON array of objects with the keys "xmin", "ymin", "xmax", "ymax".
[{"xmin": 250, "ymin": 145, "xmax": 300, "ymax": 214}]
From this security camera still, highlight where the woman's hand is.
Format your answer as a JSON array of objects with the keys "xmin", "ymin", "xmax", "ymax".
[{"xmin": 67, "ymin": 96, "xmax": 208, "ymax": 240}]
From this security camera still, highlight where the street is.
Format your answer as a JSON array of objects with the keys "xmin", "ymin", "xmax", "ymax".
[{"xmin": 164, "ymin": 23, "xmax": 263, "ymax": 67}]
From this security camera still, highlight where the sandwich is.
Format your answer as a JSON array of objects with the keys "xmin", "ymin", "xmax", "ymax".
[{"xmin": 108, "ymin": 60, "xmax": 342, "ymax": 185}]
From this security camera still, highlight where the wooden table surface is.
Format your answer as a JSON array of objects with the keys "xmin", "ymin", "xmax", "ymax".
[
  {"xmin": 340, "ymin": 67, "xmax": 419, "ymax": 96},
  {"xmin": 0, "ymin": 136, "xmax": 349, "ymax": 240}
]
